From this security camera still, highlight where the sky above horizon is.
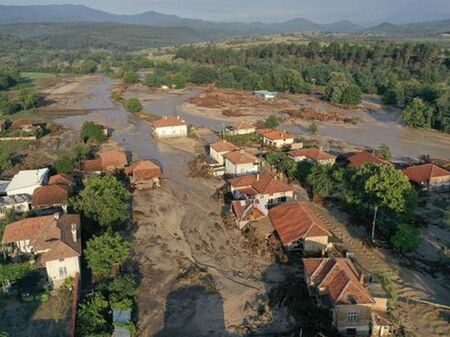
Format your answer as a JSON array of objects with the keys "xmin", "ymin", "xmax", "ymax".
[{"xmin": 1, "ymin": 0, "xmax": 450, "ymax": 24}]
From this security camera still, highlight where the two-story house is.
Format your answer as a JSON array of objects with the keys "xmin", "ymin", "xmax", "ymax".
[
  {"xmin": 224, "ymin": 150, "xmax": 260, "ymax": 176},
  {"xmin": 303, "ymin": 258, "xmax": 393, "ymax": 337},
  {"xmin": 268, "ymin": 201, "xmax": 332, "ymax": 254},
  {"xmin": 209, "ymin": 140, "xmax": 239, "ymax": 165},
  {"xmin": 2, "ymin": 213, "xmax": 82, "ymax": 288}
]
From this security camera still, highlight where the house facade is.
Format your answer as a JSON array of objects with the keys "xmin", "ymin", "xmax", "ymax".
[
  {"xmin": 209, "ymin": 140, "xmax": 239, "ymax": 165},
  {"xmin": 303, "ymin": 258, "xmax": 393, "ymax": 337},
  {"xmin": 5, "ymin": 168, "xmax": 50, "ymax": 196},
  {"xmin": 268, "ymin": 202, "xmax": 332, "ymax": 254},
  {"xmin": 288, "ymin": 148, "xmax": 336, "ymax": 165},
  {"xmin": 228, "ymin": 173, "xmax": 296, "ymax": 206},
  {"xmin": 261, "ymin": 130, "xmax": 295, "ymax": 148},
  {"xmin": 2, "ymin": 214, "xmax": 82, "ymax": 288},
  {"xmin": 224, "ymin": 150, "xmax": 260, "ymax": 176},
  {"xmin": 403, "ymin": 163, "xmax": 450, "ymax": 191},
  {"xmin": 152, "ymin": 116, "xmax": 188, "ymax": 138}
]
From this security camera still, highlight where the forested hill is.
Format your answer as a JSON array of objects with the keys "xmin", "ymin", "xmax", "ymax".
[{"xmin": 366, "ymin": 19, "xmax": 450, "ymax": 36}]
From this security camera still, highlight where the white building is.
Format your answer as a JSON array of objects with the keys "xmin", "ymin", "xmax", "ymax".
[
  {"xmin": 5, "ymin": 168, "xmax": 50, "ymax": 196},
  {"xmin": 0, "ymin": 194, "xmax": 31, "ymax": 219},
  {"xmin": 209, "ymin": 140, "xmax": 239, "ymax": 165},
  {"xmin": 224, "ymin": 150, "xmax": 260, "ymax": 176},
  {"xmin": 225, "ymin": 121, "xmax": 256, "ymax": 135},
  {"xmin": 254, "ymin": 90, "xmax": 278, "ymax": 100},
  {"xmin": 152, "ymin": 116, "xmax": 188, "ymax": 138},
  {"xmin": 2, "ymin": 214, "xmax": 81, "ymax": 288},
  {"xmin": 261, "ymin": 130, "xmax": 295, "ymax": 148}
]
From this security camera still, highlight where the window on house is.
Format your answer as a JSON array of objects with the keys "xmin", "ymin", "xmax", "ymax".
[
  {"xmin": 59, "ymin": 266, "xmax": 67, "ymax": 278},
  {"xmin": 347, "ymin": 311, "xmax": 358, "ymax": 321}
]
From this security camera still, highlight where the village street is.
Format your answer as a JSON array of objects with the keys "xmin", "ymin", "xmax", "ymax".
[{"xmin": 56, "ymin": 76, "xmax": 450, "ymax": 336}]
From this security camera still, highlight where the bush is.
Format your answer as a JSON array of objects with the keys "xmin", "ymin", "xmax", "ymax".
[
  {"xmin": 265, "ymin": 115, "xmax": 280, "ymax": 129},
  {"xmin": 54, "ymin": 154, "xmax": 76, "ymax": 174},
  {"xmin": 125, "ymin": 98, "xmax": 143, "ymax": 113},
  {"xmin": 390, "ymin": 223, "xmax": 421, "ymax": 254},
  {"xmin": 308, "ymin": 122, "xmax": 319, "ymax": 135},
  {"xmin": 123, "ymin": 71, "xmax": 139, "ymax": 85},
  {"xmin": 80, "ymin": 121, "xmax": 107, "ymax": 144}
]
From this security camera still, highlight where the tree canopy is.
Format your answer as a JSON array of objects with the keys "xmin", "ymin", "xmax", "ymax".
[
  {"xmin": 80, "ymin": 121, "xmax": 107, "ymax": 144},
  {"xmin": 125, "ymin": 98, "xmax": 143, "ymax": 113}
]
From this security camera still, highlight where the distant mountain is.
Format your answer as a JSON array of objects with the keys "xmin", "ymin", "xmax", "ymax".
[
  {"xmin": 0, "ymin": 4, "xmax": 362, "ymax": 34},
  {"xmin": 366, "ymin": 19, "xmax": 450, "ymax": 36}
]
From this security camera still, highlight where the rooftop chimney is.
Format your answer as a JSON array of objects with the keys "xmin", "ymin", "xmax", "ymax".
[
  {"xmin": 54, "ymin": 212, "xmax": 60, "ymax": 221},
  {"xmin": 359, "ymin": 273, "xmax": 364, "ymax": 285},
  {"xmin": 256, "ymin": 174, "xmax": 260, "ymax": 181},
  {"xmin": 71, "ymin": 223, "xmax": 77, "ymax": 243}
]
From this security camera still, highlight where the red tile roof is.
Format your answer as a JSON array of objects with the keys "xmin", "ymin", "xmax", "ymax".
[
  {"xmin": 303, "ymin": 258, "xmax": 374, "ymax": 305},
  {"xmin": 2, "ymin": 214, "xmax": 81, "ymax": 263},
  {"xmin": 403, "ymin": 163, "xmax": 450, "ymax": 184},
  {"xmin": 347, "ymin": 151, "xmax": 390, "ymax": 167},
  {"xmin": 231, "ymin": 200, "xmax": 266, "ymax": 222},
  {"xmin": 225, "ymin": 150, "xmax": 259, "ymax": 165},
  {"xmin": 48, "ymin": 174, "xmax": 73, "ymax": 186},
  {"xmin": 124, "ymin": 160, "xmax": 161, "ymax": 181},
  {"xmin": 229, "ymin": 173, "xmax": 294, "ymax": 195},
  {"xmin": 82, "ymin": 148, "xmax": 128, "ymax": 172},
  {"xmin": 269, "ymin": 202, "xmax": 332, "ymax": 246},
  {"xmin": 262, "ymin": 130, "xmax": 294, "ymax": 141},
  {"xmin": 31, "ymin": 184, "xmax": 70, "ymax": 207},
  {"xmin": 210, "ymin": 140, "xmax": 239, "ymax": 153},
  {"xmin": 288, "ymin": 148, "xmax": 335, "ymax": 162},
  {"xmin": 10, "ymin": 119, "xmax": 34, "ymax": 130},
  {"xmin": 152, "ymin": 116, "xmax": 187, "ymax": 128}
]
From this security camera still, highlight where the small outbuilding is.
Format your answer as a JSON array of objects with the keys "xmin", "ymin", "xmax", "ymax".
[
  {"xmin": 152, "ymin": 116, "xmax": 188, "ymax": 138},
  {"xmin": 254, "ymin": 90, "xmax": 278, "ymax": 100}
]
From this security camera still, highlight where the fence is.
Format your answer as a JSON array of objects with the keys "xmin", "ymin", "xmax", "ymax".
[{"xmin": 70, "ymin": 273, "xmax": 80, "ymax": 337}]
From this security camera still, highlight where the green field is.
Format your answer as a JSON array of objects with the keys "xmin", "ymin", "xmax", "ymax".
[{"xmin": 19, "ymin": 72, "xmax": 57, "ymax": 87}]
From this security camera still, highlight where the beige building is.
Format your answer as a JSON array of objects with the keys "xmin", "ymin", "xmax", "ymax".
[
  {"xmin": 288, "ymin": 148, "xmax": 336, "ymax": 165},
  {"xmin": 2, "ymin": 214, "xmax": 82, "ymax": 288},
  {"xmin": 261, "ymin": 130, "xmax": 295, "ymax": 148},
  {"xmin": 152, "ymin": 116, "xmax": 188, "ymax": 138},
  {"xmin": 226, "ymin": 121, "xmax": 256, "ymax": 135},
  {"xmin": 303, "ymin": 258, "xmax": 394, "ymax": 337},
  {"xmin": 403, "ymin": 163, "xmax": 450, "ymax": 191},
  {"xmin": 209, "ymin": 140, "xmax": 239, "ymax": 165},
  {"xmin": 268, "ymin": 201, "xmax": 332, "ymax": 254},
  {"xmin": 224, "ymin": 150, "xmax": 260, "ymax": 176}
]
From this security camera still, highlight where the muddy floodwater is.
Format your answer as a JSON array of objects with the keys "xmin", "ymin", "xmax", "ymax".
[{"xmin": 59, "ymin": 77, "xmax": 450, "ymax": 160}]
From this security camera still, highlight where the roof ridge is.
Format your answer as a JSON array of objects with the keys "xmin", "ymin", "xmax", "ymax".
[{"xmin": 310, "ymin": 258, "xmax": 327, "ymax": 280}]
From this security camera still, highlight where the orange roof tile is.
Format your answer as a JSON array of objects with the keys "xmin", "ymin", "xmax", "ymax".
[
  {"xmin": 210, "ymin": 140, "xmax": 239, "ymax": 153},
  {"xmin": 348, "ymin": 151, "xmax": 390, "ymax": 167},
  {"xmin": 225, "ymin": 150, "xmax": 259, "ymax": 165},
  {"xmin": 269, "ymin": 202, "xmax": 332, "ymax": 246},
  {"xmin": 82, "ymin": 148, "xmax": 128, "ymax": 172},
  {"xmin": 229, "ymin": 173, "xmax": 294, "ymax": 195},
  {"xmin": 403, "ymin": 163, "xmax": 450, "ymax": 184},
  {"xmin": 31, "ymin": 184, "xmax": 70, "ymax": 207},
  {"xmin": 231, "ymin": 200, "xmax": 266, "ymax": 222},
  {"xmin": 303, "ymin": 258, "xmax": 374, "ymax": 305},
  {"xmin": 10, "ymin": 119, "xmax": 33, "ymax": 130},
  {"xmin": 262, "ymin": 130, "xmax": 294, "ymax": 141},
  {"xmin": 2, "ymin": 214, "xmax": 81, "ymax": 262},
  {"xmin": 152, "ymin": 116, "xmax": 187, "ymax": 128},
  {"xmin": 288, "ymin": 148, "xmax": 335, "ymax": 161},
  {"xmin": 48, "ymin": 174, "xmax": 74, "ymax": 186},
  {"xmin": 124, "ymin": 160, "xmax": 161, "ymax": 181}
]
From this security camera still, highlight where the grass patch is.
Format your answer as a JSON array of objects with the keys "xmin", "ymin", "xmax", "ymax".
[
  {"xmin": 0, "ymin": 140, "xmax": 33, "ymax": 155},
  {"xmin": 224, "ymin": 133, "xmax": 261, "ymax": 146}
]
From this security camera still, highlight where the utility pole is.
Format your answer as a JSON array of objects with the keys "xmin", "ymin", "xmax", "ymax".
[{"xmin": 371, "ymin": 205, "xmax": 378, "ymax": 243}]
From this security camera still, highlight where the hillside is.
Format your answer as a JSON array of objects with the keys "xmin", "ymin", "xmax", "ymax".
[{"xmin": 367, "ymin": 19, "xmax": 450, "ymax": 36}]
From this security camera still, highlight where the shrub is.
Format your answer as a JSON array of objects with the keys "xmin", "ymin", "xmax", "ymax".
[{"xmin": 125, "ymin": 98, "xmax": 143, "ymax": 113}]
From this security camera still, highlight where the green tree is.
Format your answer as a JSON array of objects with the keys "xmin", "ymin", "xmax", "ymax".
[
  {"xmin": 85, "ymin": 232, "xmax": 130, "ymax": 278},
  {"xmin": 390, "ymin": 223, "xmax": 421, "ymax": 254},
  {"xmin": 76, "ymin": 293, "xmax": 109, "ymax": 336},
  {"xmin": 401, "ymin": 98, "xmax": 432, "ymax": 128},
  {"xmin": 77, "ymin": 60, "xmax": 97, "ymax": 74},
  {"xmin": 80, "ymin": 121, "xmax": 107, "ymax": 144},
  {"xmin": 17, "ymin": 89, "xmax": 42, "ymax": 110},
  {"xmin": 123, "ymin": 71, "xmax": 139, "ymax": 85},
  {"xmin": 125, "ymin": 98, "xmax": 143, "ymax": 113},
  {"xmin": 71, "ymin": 176, "xmax": 130, "ymax": 230},
  {"xmin": 0, "ymin": 152, "xmax": 11, "ymax": 173},
  {"xmin": 0, "ymin": 261, "xmax": 32, "ymax": 285},
  {"xmin": 307, "ymin": 164, "xmax": 335, "ymax": 198},
  {"xmin": 308, "ymin": 122, "xmax": 319, "ymax": 135},
  {"xmin": 54, "ymin": 154, "xmax": 76, "ymax": 174},
  {"xmin": 376, "ymin": 144, "xmax": 392, "ymax": 160},
  {"xmin": 264, "ymin": 115, "xmax": 279, "ymax": 129},
  {"xmin": 109, "ymin": 274, "xmax": 137, "ymax": 310},
  {"xmin": 325, "ymin": 72, "xmax": 362, "ymax": 105}
]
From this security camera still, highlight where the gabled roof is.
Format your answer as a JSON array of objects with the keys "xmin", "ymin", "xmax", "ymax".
[
  {"xmin": 231, "ymin": 121, "xmax": 255, "ymax": 130},
  {"xmin": 229, "ymin": 173, "xmax": 294, "ymax": 195},
  {"xmin": 5, "ymin": 168, "xmax": 50, "ymax": 193},
  {"xmin": 2, "ymin": 214, "xmax": 81, "ymax": 262},
  {"xmin": 31, "ymin": 184, "xmax": 69, "ymax": 207},
  {"xmin": 82, "ymin": 148, "xmax": 128, "ymax": 172},
  {"xmin": 262, "ymin": 130, "xmax": 294, "ymax": 141},
  {"xmin": 48, "ymin": 174, "xmax": 74, "ymax": 186},
  {"xmin": 303, "ymin": 258, "xmax": 374, "ymax": 305},
  {"xmin": 10, "ymin": 119, "xmax": 34, "ymax": 130},
  {"xmin": 225, "ymin": 150, "xmax": 259, "ymax": 165},
  {"xmin": 403, "ymin": 163, "xmax": 450, "ymax": 184},
  {"xmin": 288, "ymin": 148, "xmax": 335, "ymax": 161},
  {"xmin": 231, "ymin": 200, "xmax": 267, "ymax": 222},
  {"xmin": 347, "ymin": 151, "xmax": 390, "ymax": 167},
  {"xmin": 210, "ymin": 140, "xmax": 239, "ymax": 153},
  {"xmin": 124, "ymin": 160, "xmax": 161, "ymax": 180},
  {"xmin": 269, "ymin": 202, "xmax": 332, "ymax": 246},
  {"xmin": 152, "ymin": 116, "xmax": 187, "ymax": 128}
]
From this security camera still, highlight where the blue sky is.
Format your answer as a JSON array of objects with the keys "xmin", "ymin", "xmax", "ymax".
[{"xmin": 2, "ymin": 0, "xmax": 450, "ymax": 24}]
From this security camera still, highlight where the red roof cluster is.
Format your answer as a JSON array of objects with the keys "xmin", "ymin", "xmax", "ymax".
[
  {"xmin": 347, "ymin": 151, "xmax": 390, "ymax": 167},
  {"xmin": 288, "ymin": 148, "xmax": 335, "ymax": 161},
  {"xmin": 303, "ymin": 258, "xmax": 374, "ymax": 305},
  {"xmin": 229, "ymin": 173, "xmax": 294, "ymax": 196},
  {"xmin": 403, "ymin": 163, "xmax": 450, "ymax": 184},
  {"xmin": 269, "ymin": 202, "xmax": 332, "ymax": 246}
]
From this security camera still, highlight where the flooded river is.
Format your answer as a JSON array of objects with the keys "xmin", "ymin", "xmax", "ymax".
[{"xmin": 58, "ymin": 77, "xmax": 450, "ymax": 161}]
